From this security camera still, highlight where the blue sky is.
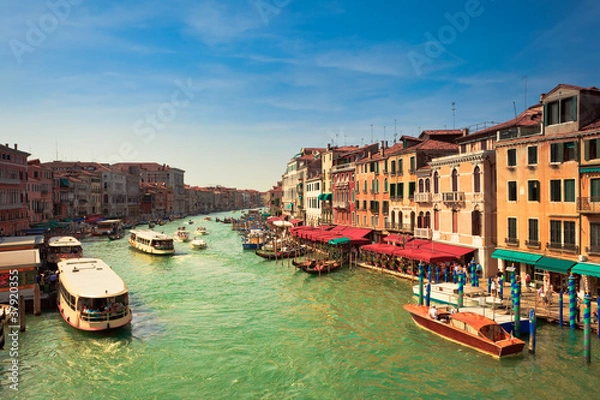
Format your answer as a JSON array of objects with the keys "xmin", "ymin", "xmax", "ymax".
[{"xmin": 2, "ymin": 0, "xmax": 600, "ymax": 191}]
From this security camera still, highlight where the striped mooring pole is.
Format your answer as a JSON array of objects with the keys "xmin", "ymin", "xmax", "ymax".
[
  {"xmin": 528, "ymin": 309, "xmax": 536, "ymax": 354},
  {"xmin": 569, "ymin": 275, "xmax": 576, "ymax": 329},
  {"xmin": 559, "ymin": 289, "xmax": 564, "ymax": 327},
  {"xmin": 425, "ymin": 282, "xmax": 431, "ymax": 307},
  {"xmin": 470, "ymin": 261, "xmax": 476, "ymax": 287},
  {"xmin": 597, "ymin": 297, "xmax": 600, "ymax": 338},
  {"xmin": 435, "ymin": 265, "xmax": 439, "ymax": 284},
  {"xmin": 488, "ymin": 276, "xmax": 492, "ymax": 295},
  {"xmin": 444, "ymin": 266, "xmax": 448, "ymax": 283},
  {"xmin": 457, "ymin": 272, "xmax": 464, "ymax": 309},
  {"xmin": 427, "ymin": 265, "xmax": 432, "ymax": 285},
  {"xmin": 513, "ymin": 281, "xmax": 521, "ymax": 338},
  {"xmin": 584, "ymin": 294, "xmax": 591, "ymax": 364},
  {"xmin": 453, "ymin": 268, "xmax": 457, "ymax": 284},
  {"xmin": 418, "ymin": 262, "xmax": 424, "ymax": 306}
]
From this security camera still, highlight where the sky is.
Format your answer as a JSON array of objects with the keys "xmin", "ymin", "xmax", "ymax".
[{"xmin": 2, "ymin": 0, "xmax": 600, "ymax": 191}]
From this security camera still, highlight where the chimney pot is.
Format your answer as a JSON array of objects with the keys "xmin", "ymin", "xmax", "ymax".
[{"xmin": 14, "ymin": 144, "xmax": 18, "ymax": 150}]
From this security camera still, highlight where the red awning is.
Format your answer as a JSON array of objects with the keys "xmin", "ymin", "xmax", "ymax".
[
  {"xmin": 383, "ymin": 234, "xmax": 413, "ymax": 245},
  {"xmin": 290, "ymin": 219, "xmax": 303, "ymax": 226},
  {"xmin": 399, "ymin": 239, "xmax": 474, "ymax": 263}
]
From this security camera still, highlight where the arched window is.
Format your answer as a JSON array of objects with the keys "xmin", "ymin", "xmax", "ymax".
[
  {"xmin": 451, "ymin": 169, "xmax": 458, "ymax": 192},
  {"xmin": 384, "ymin": 178, "xmax": 388, "ymax": 192},
  {"xmin": 425, "ymin": 211, "xmax": 431, "ymax": 229},
  {"xmin": 418, "ymin": 211, "xmax": 424, "ymax": 228},
  {"xmin": 418, "ymin": 179, "xmax": 424, "ymax": 193},
  {"xmin": 473, "ymin": 166, "xmax": 481, "ymax": 193},
  {"xmin": 425, "ymin": 178, "xmax": 431, "ymax": 193},
  {"xmin": 472, "ymin": 210, "xmax": 482, "ymax": 236},
  {"xmin": 433, "ymin": 172, "xmax": 439, "ymax": 194},
  {"xmin": 391, "ymin": 160, "xmax": 396, "ymax": 174}
]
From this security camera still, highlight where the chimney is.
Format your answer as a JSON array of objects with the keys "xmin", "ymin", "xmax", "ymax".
[
  {"xmin": 327, "ymin": 143, "xmax": 331, "ymax": 151},
  {"xmin": 462, "ymin": 128, "xmax": 469, "ymax": 137},
  {"xmin": 14, "ymin": 144, "xmax": 17, "ymax": 150}
]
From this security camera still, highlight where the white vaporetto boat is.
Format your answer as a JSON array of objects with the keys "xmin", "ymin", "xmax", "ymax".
[
  {"xmin": 57, "ymin": 258, "xmax": 132, "ymax": 331},
  {"xmin": 195, "ymin": 226, "xmax": 208, "ymax": 235},
  {"xmin": 128, "ymin": 230, "xmax": 175, "ymax": 255},
  {"xmin": 47, "ymin": 236, "xmax": 83, "ymax": 264}
]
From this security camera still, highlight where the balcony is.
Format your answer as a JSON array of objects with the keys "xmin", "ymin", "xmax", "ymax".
[
  {"xmin": 401, "ymin": 223, "xmax": 414, "ymax": 233},
  {"xmin": 586, "ymin": 245, "xmax": 600, "ymax": 255},
  {"xmin": 442, "ymin": 192, "xmax": 465, "ymax": 203},
  {"xmin": 577, "ymin": 197, "xmax": 600, "ymax": 213},
  {"xmin": 333, "ymin": 202, "xmax": 349, "ymax": 210},
  {"xmin": 414, "ymin": 192, "xmax": 432, "ymax": 203},
  {"xmin": 414, "ymin": 227, "xmax": 432, "ymax": 239},
  {"xmin": 505, "ymin": 237, "xmax": 519, "ymax": 246},
  {"xmin": 547, "ymin": 242, "xmax": 579, "ymax": 253},
  {"xmin": 525, "ymin": 240, "xmax": 541, "ymax": 249}
]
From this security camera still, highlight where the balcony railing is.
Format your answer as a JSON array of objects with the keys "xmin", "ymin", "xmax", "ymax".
[
  {"xmin": 442, "ymin": 192, "xmax": 465, "ymax": 202},
  {"xmin": 414, "ymin": 227, "xmax": 432, "ymax": 239},
  {"xmin": 547, "ymin": 242, "xmax": 579, "ymax": 253},
  {"xmin": 505, "ymin": 237, "xmax": 519, "ymax": 246},
  {"xmin": 333, "ymin": 202, "xmax": 349, "ymax": 210},
  {"xmin": 577, "ymin": 197, "xmax": 600, "ymax": 213},
  {"xmin": 586, "ymin": 245, "xmax": 600, "ymax": 254},
  {"xmin": 401, "ymin": 223, "xmax": 414, "ymax": 233},
  {"xmin": 525, "ymin": 240, "xmax": 541, "ymax": 249},
  {"xmin": 414, "ymin": 192, "xmax": 432, "ymax": 203}
]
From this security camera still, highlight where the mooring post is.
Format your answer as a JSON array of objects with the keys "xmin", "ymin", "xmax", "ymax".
[
  {"xmin": 18, "ymin": 295, "xmax": 26, "ymax": 332},
  {"xmin": 34, "ymin": 283, "xmax": 42, "ymax": 316}
]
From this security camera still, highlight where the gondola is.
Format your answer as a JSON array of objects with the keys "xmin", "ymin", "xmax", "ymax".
[
  {"xmin": 302, "ymin": 261, "xmax": 342, "ymax": 275},
  {"xmin": 255, "ymin": 247, "xmax": 306, "ymax": 260}
]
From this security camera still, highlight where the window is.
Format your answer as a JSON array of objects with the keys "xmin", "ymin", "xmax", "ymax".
[
  {"xmin": 508, "ymin": 181, "xmax": 517, "ymax": 201},
  {"xmin": 409, "ymin": 157, "xmax": 415, "ymax": 173},
  {"xmin": 451, "ymin": 169, "xmax": 458, "ymax": 192},
  {"xmin": 390, "ymin": 160, "xmax": 396, "ymax": 174},
  {"xmin": 584, "ymin": 138, "xmax": 600, "ymax": 161},
  {"xmin": 590, "ymin": 222, "xmax": 600, "ymax": 251},
  {"xmin": 564, "ymin": 179, "xmax": 575, "ymax": 202},
  {"xmin": 425, "ymin": 178, "xmax": 431, "ymax": 192},
  {"xmin": 592, "ymin": 179, "xmax": 600, "ymax": 201},
  {"xmin": 384, "ymin": 179, "xmax": 388, "ymax": 192},
  {"xmin": 471, "ymin": 210, "xmax": 481, "ymax": 236},
  {"xmin": 433, "ymin": 172, "xmax": 439, "ymax": 194},
  {"xmin": 452, "ymin": 210, "xmax": 458, "ymax": 233},
  {"xmin": 434, "ymin": 209, "xmax": 439, "ymax": 231},
  {"xmin": 550, "ymin": 180, "xmax": 561, "ymax": 202},
  {"xmin": 390, "ymin": 183, "xmax": 396, "ymax": 198},
  {"xmin": 550, "ymin": 141, "xmax": 577, "ymax": 163},
  {"xmin": 545, "ymin": 96, "xmax": 577, "ymax": 126},
  {"xmin": 399, "ymin": 159, "xmax": 403, "ymax": 174},
  {"xmin": 564, "ymin": 221, "xmax": 576, "ymax": 247},
  {"xmin": 528, "ymin": 219, "xmax": 539, "ymax": 242},
  {"xmin": 550, "ymin": 220, "xmax": 562, "ymax": 245},
  {"xmin": 527, "ymin": 146, "xmax": 538, "ymax": 165},
  {"xmin": 507, "ymin": 217, "xmax": 517, "ymax": 240},
  {"xmin": 398, "ymin": 183, "xmax": 404, "ymax": 199},
  {"xmin": 507, "ymin": 149, "xmax": 517, "ymax": 167},
  {"xmin": 418, "ymin": 179, "xmax": 424, "ymax": 193},
  {"xmin": 528, "ymin": 180, "xmax": 540, "ymax": 202},
  {"xmin": 473, "ymin": 167, "xmax": 481, "ymax": 193},
  {"xmin": 408, "ymin": 182, "xmax": 416, "ymax": 199}
]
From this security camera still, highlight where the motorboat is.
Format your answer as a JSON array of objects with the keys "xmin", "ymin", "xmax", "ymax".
[
  {"xmin": 195, "ymin": 226, "xmax": 208, "ymax": 235},
  {"xmin": 174, "ymin": 227, "xmax": 190, "ymax": 242},
  {"xmin": 403, "ymin": 304, "xmax": 525, "ymax": 358},
  {"xmin": 190, "ymin": 237, "xmax": 207, "ymax": 249}
]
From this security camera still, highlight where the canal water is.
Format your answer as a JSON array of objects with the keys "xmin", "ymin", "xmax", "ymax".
[{"xmin": 2, "ymin": 212, "xmax": 600, "ymax": 399}]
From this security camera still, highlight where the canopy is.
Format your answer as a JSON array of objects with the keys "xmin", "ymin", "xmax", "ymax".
[
  {"xmin": 571, "ymin": 262, "xmax": 600, "ymax": 278},
  {"xmin": 383, "ymin": 234, "xmax": 412, "ymax": 246},
  {"xmin": 491, "ymin": 249, "xmax": 542, "ymax": 265},
  {"xmin": 362, "ymin": 239, "xmax": 473, "ymax": 263},
  {"xmin": 328, "ymin": 237, "xmax": 351, "ymax": 245},
  {"xmin": 534, "ymin": 256, "xmax": 576, "ymax": 274},
  {"xmin": 272, "ymin": 220, "xmax": 293, "ymax": 228}
]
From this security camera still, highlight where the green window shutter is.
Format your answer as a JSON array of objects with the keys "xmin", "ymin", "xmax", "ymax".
[
  {"xmin": 585, "ymin": 140, "xmax": 590, "ymax": 161},
  {"xmin": 558, "ymin": 143, "xmax": 564, "ymax": 162},
  {"xmin": 543, "ymin": 103, "xmax": 549, "ymax": 126}
]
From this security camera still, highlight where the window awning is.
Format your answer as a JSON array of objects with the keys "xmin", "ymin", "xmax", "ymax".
[
  {"xmin": 286, "ymin": 204, "xmax": 293, "ymax": 209},
  {"xmin": 60, "ymin": 178, "xmax": 70, "ymax": 187},
  {"xmin": 328, "ymin": 237, "xmax": 351, "ymax": 245},
  {"xmin": 534, "ymin": 256, "xmax": 576, "ymax": 274},
  {"xmin": 580, "ymin": 167, "xmax": 600, "ymax": 173},
  {"xmin": 491, "ymin": 249, "xmax": 542, "ymax": 265},
  {"xmin": 317, "ymin": 194, "xmax": 325, "ymax": 200},
  {"xmin": 571, "ymin": 262, "xmax": 600, "ymax": 278},
  {"xmin": 320, "ymin": 193, "xmax": 332, "ymax": 201}
]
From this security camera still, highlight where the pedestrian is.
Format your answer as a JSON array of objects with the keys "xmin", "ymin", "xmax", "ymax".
[{"xmin": 525, "ymin": 273, "xmax": 531, "ymax": 291}]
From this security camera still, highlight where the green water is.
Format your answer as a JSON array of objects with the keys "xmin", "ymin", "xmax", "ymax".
[{"xmin": 2, "ymin": 212, "xmax": 600, "ymax": 399}]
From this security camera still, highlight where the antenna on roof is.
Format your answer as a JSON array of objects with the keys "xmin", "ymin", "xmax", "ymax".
[
  {"xmin": 522, "ymin": 75, "xmax": 528, "ymax": 111},
  {"xmin": 370, "ymin": 124, "xmax": 373, "ymax": 143},
  {"xmin": 452, "ymin": 102, "xmax": 456, "ymax": 129},
  {"xmin": 384, "ymin": 126, "xmax": 386, "ymax": 142}
]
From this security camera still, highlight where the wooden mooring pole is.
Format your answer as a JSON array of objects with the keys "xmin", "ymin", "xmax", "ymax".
[
  {"xmin": 34, "ymin": 283, "xmax": 42, "ymax": 316},
  {"xmin": 18, "ymin": 295, "xmax": 26, "ymax": 332}
]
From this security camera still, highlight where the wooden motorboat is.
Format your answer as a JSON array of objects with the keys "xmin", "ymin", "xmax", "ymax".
[{"xmin": 403, "ymin": 304, "xmax": 525, "ymax": 358}]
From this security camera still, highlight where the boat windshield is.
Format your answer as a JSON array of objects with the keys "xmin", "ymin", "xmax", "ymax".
[
  {"xmin": 480, "ymin": 324, "xmax": 506, "ymax": 342},
  {"xmin": 152, "ymin": 239, "xmax": 174, "ymax": 250},
  {"xmin": 77, "ymin": 294, "xmax": 129, "ymax": 321}
]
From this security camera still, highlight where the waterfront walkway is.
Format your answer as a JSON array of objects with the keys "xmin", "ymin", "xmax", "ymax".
[{"xmin": 356, "ymin": 261, "xmax": 599, "ymax": 332}]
